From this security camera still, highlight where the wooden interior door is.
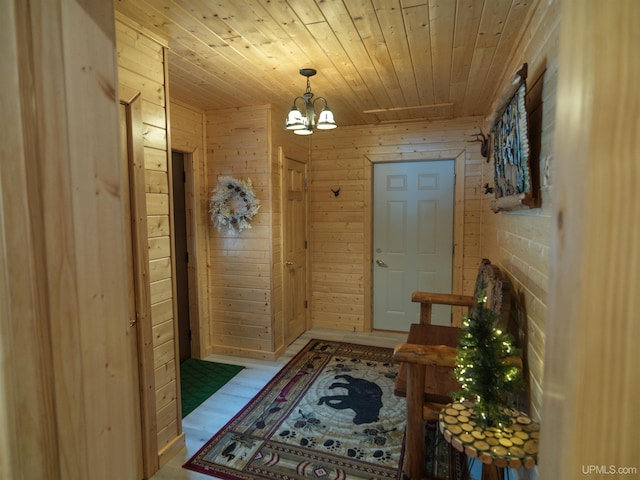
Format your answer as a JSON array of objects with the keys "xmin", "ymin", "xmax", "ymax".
[
  {"xmin": 119, "ymin": 90, "xmax": 158, "ymax": 477},
  {"xmin": 119, "ymin": 102, "xmax": 144, "ymax": 479},
  {"xmin": 372, "ymin": 160, "xmax": 455, "ymax": 331},
  {"xmin": 171, "ymin": 151, "xmax": 191, "ymax": 362},
  {"xmin": 283, "ymin": 157, "xmax": 308, "ymax": 345}
]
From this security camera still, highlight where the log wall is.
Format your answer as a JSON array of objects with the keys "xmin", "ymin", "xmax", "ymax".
[{"xmin": 116, "ymin": 15, "xmax": 184, "ymax": 468}]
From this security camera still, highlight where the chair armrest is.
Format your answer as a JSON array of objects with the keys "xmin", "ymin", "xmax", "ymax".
[
  {"xmin": 393, "ymin": 343, "xmax": 458, "ymax": 367},
  {"xmin": 411, "ymin": 292, "xmax": 475, "ymax": 324},
  {"xmin": 394, "ymin": 343, "xmax": 523, "ymax": 370},
  {"xmin": 411, "ymin": 291, "xmax": 475, "ymax": 307}
]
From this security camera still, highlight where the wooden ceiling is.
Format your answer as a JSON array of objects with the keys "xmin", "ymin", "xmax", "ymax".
[{"xmin": 115, "ymin": 0, "xmax": 538, "ymax": 127}]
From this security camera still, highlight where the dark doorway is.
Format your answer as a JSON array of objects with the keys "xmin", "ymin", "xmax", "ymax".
[{"xmin": 172, "ymin": 151, "xmax": 191, "ymax": 362}]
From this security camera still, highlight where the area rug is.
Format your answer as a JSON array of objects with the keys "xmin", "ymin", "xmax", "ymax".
[
  {"xmin": 184, "ymin": 339, "xmax": 406, "ymax": 480},
  {"xmin": 180, "ymin": 358, "xmax": 245, "ymax": 418}
]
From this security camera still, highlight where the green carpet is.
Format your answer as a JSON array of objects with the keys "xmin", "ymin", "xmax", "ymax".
[{"xmin": 180, "ymin": 358, "xmax": 245, "ymax": 418}]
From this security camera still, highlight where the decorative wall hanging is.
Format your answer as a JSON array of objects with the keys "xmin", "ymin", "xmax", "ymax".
[
  {"xmin": 209, "ymin": 176, "xmax": 260, "ymax": 234},
  {"xmin": 486, "ymin": 64, "xmax": 537, "ymax": 213}
]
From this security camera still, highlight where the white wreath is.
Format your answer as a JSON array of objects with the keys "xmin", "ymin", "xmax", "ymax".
[{"xmin": 209, "ymin": 176, "xmax": 261, "ymax": 234}]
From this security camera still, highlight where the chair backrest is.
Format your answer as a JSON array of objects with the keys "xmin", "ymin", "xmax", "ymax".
[
  {"xmin": 419, "ymin": 259, "xmax": 512, "ymax": 403},
  {"xmin": 471, "ymin": 258, "xmax": 512, "ymax": 326}
]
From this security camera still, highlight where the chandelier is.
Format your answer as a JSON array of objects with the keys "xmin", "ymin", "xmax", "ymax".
[{"xmin": 285, "ymin": 68, "xmax": 337, "ymax": 135}]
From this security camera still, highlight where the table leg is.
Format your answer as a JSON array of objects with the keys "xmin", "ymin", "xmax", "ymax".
[
  {"xmin": 481, "ymin": 463, "xmax": 503, "ymax": 480},
  {"xmin": 403, "ymin": 362, "xmax": 426, "ymax": 479}
]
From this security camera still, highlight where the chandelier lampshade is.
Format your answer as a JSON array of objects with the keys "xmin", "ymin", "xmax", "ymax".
[
  {"xmin": 316, "ymin": 106, "xmax": 337, "ymax": 130},
  {"xmin": 285, "ymin": 68, "xmax": 336, "ymax": 135}
]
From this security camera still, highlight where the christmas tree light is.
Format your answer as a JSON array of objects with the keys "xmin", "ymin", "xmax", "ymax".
[{"xmin": 452, "ymin": 286, "xmax": 524, "ymax": 427}]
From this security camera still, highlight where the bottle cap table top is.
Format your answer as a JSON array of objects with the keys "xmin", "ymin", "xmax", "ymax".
[{"xmin": 438, "ymin": 401, "xmax": 539, "ymax": 469}]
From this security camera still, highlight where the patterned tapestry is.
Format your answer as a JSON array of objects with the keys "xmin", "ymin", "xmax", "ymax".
[{"xmin": 492, "ymin": 83, "xmax": 531, "ymax": 199}]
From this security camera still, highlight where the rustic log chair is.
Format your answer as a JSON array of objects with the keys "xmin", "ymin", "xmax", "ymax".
[{"xmin": 393, "ymin": 259, "xmax": 513, "ymax": 480}]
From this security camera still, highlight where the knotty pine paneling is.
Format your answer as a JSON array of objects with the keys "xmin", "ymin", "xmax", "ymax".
[
  {"xmin": 148, "ymin": 237, "xmax": 171, "ymax": 260},
  {"xmin": 169, "ymin": 100, "xmax": 208, "ymax": 359},
  {"xmin": 199, "ymin": 102, "xmax": 310, "ymax": 358},
  {"xmin": 153, "ymin": 318, "xmax": 175, "ymax": 346},
  {"xmin": 156, "ymin": 400, "xmax": 178, "ymax": 438},
  {"xmin": 540, "ymin": 4, "xmax": 640, "ymax": 477},
  {"xmin": 269, "ymin": 120, "xmax": 285, "ymax": 353},
  {"xmin": 209, "ymin": 272, "xmax": 271, "ymax": 290},
  {"xmin": 478, "ymin": 0, "xmax": 560, "ymax": 422},
  {"xmin": 153, "ymin": 340, "xmax": 176, "ymax": 370},
  {"xmin": 150, "ymin": 278, "xmax": 173, "ymax": 305},
  {"xmin": 118, "ymin": 68, "xmax": 165, "ymax": 106},
  {"xmin": 171, "ymin": 101, "xmax": 204, "ymax": 150},
  {"xmin": 205, "ymin": 105, "xmax": 275, "ymax": 357},
  {"xmin": 2, "ymin": 3, "xmax": 141, "ymax": 478},
  {"xmin": 148, "ymin": 215, "xmax": 171, "ymax": 237},
  {"xmin": 310, "ymin": 118, "xmax": 484, "ymax": 333},
  {"xmin": 149, "ymin": 257, "xmax": 172, "ymax": 283},
  {"xmin": 155, "ymin": 379, "xmax": 177, "ymax": 413},
  {"xmin": 114, "ymin": 0, "xmax": 539, "ymax": 127},
  {"xmin": 154, "ymin": 360, "xmax": 176, "ymax": 391},
  {"xmin": 146, "ymin": 192, "xmax": 169, "ymax": 215},
  {"xmin": 116, "ymin": 18, "xmax": 182, "ymax": 468},
  {"xmin": 209, "ymin": 328, "xmax": 274, "ymax": 352},
  {"xmin": 151, "ymin": 298, "xmax": 174, "ymax": 325},
  {"xmin": 157, "ymin": 419, "xmax": 179, "ymax": 451},
  {"xmin": 145, "ymin": 147, "xmax": 168, "ymax": 171},
  {"xmin": 143, "ymin": 100, "xmax": 167, "ymax": 129},
  {"xmin": 146, "ymin": 170, "xmax": 169, "ymax": 193}
]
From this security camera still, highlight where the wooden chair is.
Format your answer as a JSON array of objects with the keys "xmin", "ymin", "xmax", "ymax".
[{"xmin": 393, "ymin": 259, "xmax": 512, "ymax": 480}]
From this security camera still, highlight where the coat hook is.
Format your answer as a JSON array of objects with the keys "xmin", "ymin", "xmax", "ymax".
[
  {"xmin": 483, "ymin": 183, "xmax": 494, "ymax": 194},
  {"xmin": 331, "ymin": 187, "xmax": 341, "ymax": 197}
]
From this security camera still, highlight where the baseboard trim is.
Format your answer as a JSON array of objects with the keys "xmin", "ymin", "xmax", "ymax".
[{"xmin": 158, "ymin": 432, "xmax": 185, "ymax": 468}]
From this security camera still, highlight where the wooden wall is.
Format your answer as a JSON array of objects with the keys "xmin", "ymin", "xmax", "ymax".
[
  {"xmin": 478, "ymin": 0, "xmax": 561, "ymax": 421},
  {"xmin": 169, "ymin": 100, "xmax": 208, "ymax": 359},
  {"xmin": 204, "ymin": 105, "xmax": 277, "ymax": 358},
  {"xmin": 539, "ymin": 1, "xmax": 640, "ymax": 477},
  {"xmin": 309, "ymin": 118, "xmax": 485, "ymax": 331},
  {"xmin": 269, "ymin": 106, "xmax": 310, "ymax": 352},
  {"xmin": 175, "ymin": 102, "xmax": 307, "ymax": 360},
  {"xmin": 116, "ymin": 14, "xmax": 184, "ymax": 469},
  {"xmin": 1, "ymin": 1, "xmax": 139, "ymax": 479}
]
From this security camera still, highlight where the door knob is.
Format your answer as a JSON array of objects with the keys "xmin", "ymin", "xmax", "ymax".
[
  {"xmin": 285, "ymin": 261, "xmax": 293, "ymax": 266},
  {"xmin": 375, "ymin": 258, "xmax": 388, "ymax": 267}
]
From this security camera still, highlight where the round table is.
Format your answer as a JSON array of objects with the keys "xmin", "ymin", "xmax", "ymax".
[{"xmin": 438, "ymin": 402, "xmax": 539, "ymax": 478}]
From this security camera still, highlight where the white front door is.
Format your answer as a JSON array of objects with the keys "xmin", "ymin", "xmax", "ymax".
[{"xmin": 373, "ymin": 160, "xmax": 455, "ymax": 331}]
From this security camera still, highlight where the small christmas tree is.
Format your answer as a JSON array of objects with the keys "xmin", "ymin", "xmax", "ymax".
[{"xmin": 452, "ymin": 287, "xmax": 523, "ymax": 427}]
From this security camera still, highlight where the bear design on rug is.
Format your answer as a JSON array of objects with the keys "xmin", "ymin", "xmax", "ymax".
[{"xmin": 317, "ymin": 374, "xmax": 383, "ymax": 425}]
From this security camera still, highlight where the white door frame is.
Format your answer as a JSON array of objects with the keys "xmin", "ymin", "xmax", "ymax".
[{"xmin": 364, "ymin": 151, "xmax": 466, "ymax": 330}]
